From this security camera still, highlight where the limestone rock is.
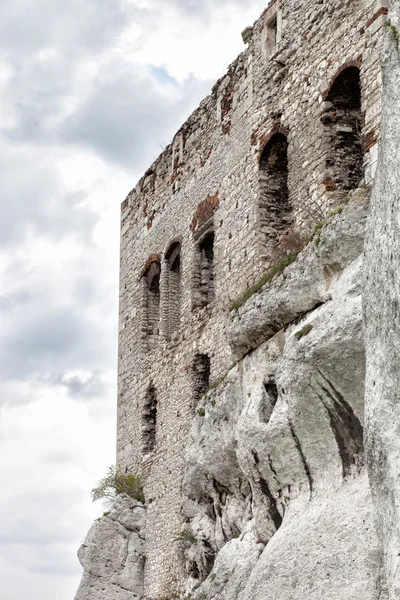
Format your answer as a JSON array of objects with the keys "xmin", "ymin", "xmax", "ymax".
[
  {"xmin": 182, "ymin": 201, "xmax": 383, "ymax": 599},
  {"xmin": 227, "ymin": 193, "xmax": 369, "ymax": 360},
  {"xmin": 364, "ymin": 3, "xmax": 400, "ymax": 597},
  {"xmin": 74, "ymin": 495, "xmax": 146, "ymax": 600}
]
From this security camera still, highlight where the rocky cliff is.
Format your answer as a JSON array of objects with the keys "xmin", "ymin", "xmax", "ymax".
[
  {"xmin": 364, "ymin": 2, "xmax": 400, "ymax": 597},
  {"xmin": 180, "ymin": 192, "xmax": 382, "ymax": 600},
  {"xmin": 75, "ymin": 3, "xmax": 400, "ymax": 598},
  {"xmin": 75, "ymin": 496, "xmax": 146, "ymax": 599}
]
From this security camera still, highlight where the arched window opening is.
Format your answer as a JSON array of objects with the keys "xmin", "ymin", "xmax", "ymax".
[
  {"xmin": 142, "ymin": 384, "xmax": 157, "ymax": 455},
  {"xmin": 192, "ymin": 231, "xmax": 215, "ymax": 309},
  {"xmin": 165, "ymin": 241, "xmax": 182, "ymax": 339},
  {"xmin": 141, "ymin": 260, "xmax": 161, "ymax": 351},
  {"xmin": 322, "ymin": 66, "xmax": 363, "ymax": 191},
  {"xmin": 259, "ymin": 132, "xmax": 291, "ymax": 259},
  {"xmin": 192, "ymin": 354, "xmax": 211, "ymax": 407}
]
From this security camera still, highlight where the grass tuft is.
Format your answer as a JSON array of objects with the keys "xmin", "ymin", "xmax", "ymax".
[
  {"xmin": 173, "ymin": 528, "xmax": 197, "ymax": 544},
  {"xmin": 91, "ymin": 466, "xmax": 145, "ymax": 505},
  {"xmin": 228, "ymin": 252, "xmax": 302, "ymax": 312}
]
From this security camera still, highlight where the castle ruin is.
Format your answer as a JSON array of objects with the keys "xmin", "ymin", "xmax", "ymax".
[{"xmin": 75, "ymin": 0, "xmax": 398, "ymax": 599}]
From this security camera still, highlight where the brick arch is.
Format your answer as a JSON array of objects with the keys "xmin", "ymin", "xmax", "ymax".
[
  {"xmin": 322, "ymin": 56, "xmax": 362, "ymax": 101},
  {"xmin": 140, "ymin": 253, "xmax": 161, "ymax": 279},
  {"xmin": 163, "ymin": 236, "xmax": 183, "ymax": 262},
  {"xmin": 258, "ymin": 125, "xmax": 290, "ymax": 163},
  {"xmin": 190, "ymin": 193, "xmax": 219, "ymax": 234}
]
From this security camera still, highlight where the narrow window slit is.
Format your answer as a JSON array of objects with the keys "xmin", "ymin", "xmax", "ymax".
[
  {"xmin": 141, "ymin": 260, "xmax": 161, "ymax": 351},
  {"xmin": 192, "ymin": 354, "xmax": 211, "ymax": 407},
  {"xmin": 165, "ymin": 242, "xmax": 182, "ymax": 340},
  {"xmin": 142, "ymin": 384, "xmax": 157, "ymax": 455},
  {"xmin": 192, "ymin": 230, "xmax": 215, "ymax": 309}
]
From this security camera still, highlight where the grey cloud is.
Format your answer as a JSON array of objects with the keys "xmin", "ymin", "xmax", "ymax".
[
  {"xmin": 0, "ymin": 489, "xmax": 86, "ymax": 546},
  {"xmin": 0, "ymin": 306, "xmax": 113, "ymax": 382},
  {"xmin": 0, "ymin": 153, "xmax": 99, "ymax": 248},
  {"xmin": 0, "ymin": 477, "xmax": 93, "ymax": 580},
  {"xmin": 0, "ymin": 291, "xmax": 32, "ymax": 314},
  {"xmin": 0, "ymin": 0, "xmax": 133, "ymax": 56},
  {"xmin": 47, "ymin": 371, "xmax": 111, "ymax": 401},
  {"xmin": 0, "ymin": 543, "xmax": 81, "ymax": 577},
  {"xmin": 38, "ymin": 449, "xmax": 80, "ymax": 466},
  {"xmin": 60, "ymin": 63, "xmax": 212, "ymax": 170}
]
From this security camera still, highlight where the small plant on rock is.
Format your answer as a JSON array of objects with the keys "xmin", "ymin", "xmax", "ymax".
[
  {"xmin": 91, "ymin": 465, "xmax": 145, "ymax": 505},
  {"xmin": 295, "ymin": 324, "xmax": 313, "ymax": 340},
  {"xmin": 173, "ymin": 527, "xmax": 197, "ymax": 544}
]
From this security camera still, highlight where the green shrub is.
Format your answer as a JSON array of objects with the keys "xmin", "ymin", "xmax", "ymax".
[
  {"xmin": 91, "ymin": 466, "xmax": 145, "ymax": 505},
  {"xmin": 173, "ymin": 528, "xmax": 197, "ymax": 544},
  {"xmin": 197, "ymin": 407, "xmax": 206, "ymax": 417}
]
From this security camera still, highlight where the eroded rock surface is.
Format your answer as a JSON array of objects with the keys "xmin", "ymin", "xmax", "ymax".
[
  {"xmin": 364, "ymin": 3, "xmax": 400, "ymax": 597},
  {"xmin": 74, "ymin": 495, "xmax": 146, "ymax": 600},
  {"xmin": 227, "ymin": 192, "xmax": 368, "ymax": 360},
  {"xmin": 180, "ymin": 197, "xmax": 384, "ymax": 600}
]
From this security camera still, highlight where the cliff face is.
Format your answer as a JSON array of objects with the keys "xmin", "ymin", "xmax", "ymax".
[
  {"xmin": 181, "ymin": 194, "xmax": 384, "ymax": 600},
  {"xmin": 75, "ymin": 496, "xmax": 146, "ymax": 600},
  {"xmin": 364, "ymin": 3, "xmax": 400, "ymax": 598},
  {"xmin": 75, "ymin": 4, "xmax": 400, "ymax": 599}
]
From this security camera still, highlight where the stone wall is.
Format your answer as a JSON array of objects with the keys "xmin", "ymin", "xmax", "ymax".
[{"xmin": 117, "ymin": 0, "xmax": 387, "ymax": 597}]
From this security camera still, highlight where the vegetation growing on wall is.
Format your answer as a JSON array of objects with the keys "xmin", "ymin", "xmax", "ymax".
[{"xmin": 91, "ymin": 465, "xmax": 145, "ymax": 505}]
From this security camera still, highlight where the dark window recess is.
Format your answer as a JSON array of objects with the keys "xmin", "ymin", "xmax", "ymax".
[
  {"xmin": 192, "ymin": 231, "xmax": 215, "ymax": 310},
  {"xmin": 259, "ymin": 132, "xmax": 291, "ymax": 258},
  {"xmin": 142, "ymin": 260, "xmax": 161, "ymax": 351},
  {"xmin": 261, "ymin": 378, "xmax": 279, "ymax": 425},
  {"xmin": 192, "ymin": 354, "xmax": 211, "ymax": 407},
  {"xmin": 322, "ymin": 66, "xmax": 364, "ymax": 191},
  {"xmin": 142, "ymin": 384, "xmax": 157, "ymax": 454},
  {"xmin": 199, "ymin": 232, "xmax": 215, "ymax": 306},
  {"xmin": 267, "ymin": 16, "xmax": 277, "ymax": 52},
  {"xmin": 165, "ymin": 242, "xmax": 182, "ymax": 339}
]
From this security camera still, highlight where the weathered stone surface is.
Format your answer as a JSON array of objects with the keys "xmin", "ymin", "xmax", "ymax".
[
  {"xmin": 181, "ymin": 207, "xmax": 383, "ymax": 598},
  {"xmin": 364, "ymin": 3, "xmax": 400, "ymax": 598},
  {"xmin": 74, "ymin": 495, "xmax": 146, "ymax": 600},
  {"xmin": 115, "ymin": 1, "xmax": 385, "ymax": 594},
  {"xmin": 227, "ymin": 193, "xmax": 369, "ymax": 359}
]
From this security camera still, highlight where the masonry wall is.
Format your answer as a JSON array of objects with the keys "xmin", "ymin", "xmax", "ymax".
[{"xmin": 117, "ymin": 0, "xmax": 386, "ymax": 597}]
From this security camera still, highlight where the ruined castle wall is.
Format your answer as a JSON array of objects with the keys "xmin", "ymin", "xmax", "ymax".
[{"xmin": 117, "ymin": 0, "xmax": 386, "ymax": 597}]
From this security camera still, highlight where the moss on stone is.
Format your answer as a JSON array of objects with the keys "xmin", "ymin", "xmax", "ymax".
[
  {"xmin": 294, "ymin": 323, "xmax": 313, "ymax": 339},
  {"xmin": 228, "ymin": 252, "xmax": 302, "ymax": 312}
]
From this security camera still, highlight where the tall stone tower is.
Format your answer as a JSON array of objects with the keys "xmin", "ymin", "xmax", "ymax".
[{"xmin": 116, "ymin": 0, "xmax": 387, "ymax": 597}]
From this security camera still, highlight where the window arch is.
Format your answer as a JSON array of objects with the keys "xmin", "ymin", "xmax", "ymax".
[
  {"xmin": 141, "ymin": 258, "xmax": 161, "ymax": 351},
  {"xmin": 164, "ymin": 241, "xmax": 182, "ymax": 339},
  {"xmin": 192, "ymin": 231, "xmax": 215, "ymax": 309},
  {"xmin": 142, "ymin": 383, "xmax": 157, "ymax": 455},
  {"xmin": 322, "ymin": 66, "xmax": 363, "ymax": 191},
  {"xmin": 259, "ymin": 132, "xmax": 291, "ymax": 259}
]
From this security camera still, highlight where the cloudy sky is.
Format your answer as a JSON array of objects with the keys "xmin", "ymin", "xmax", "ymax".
[{"xmin": 0, "ymin": 1, "xmax": 268, "ymax": 598}]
